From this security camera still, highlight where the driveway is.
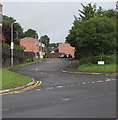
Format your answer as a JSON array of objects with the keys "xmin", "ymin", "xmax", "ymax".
[{"xmin": 2, "ymin": 58, "xmax": 116, "ymax": 118}]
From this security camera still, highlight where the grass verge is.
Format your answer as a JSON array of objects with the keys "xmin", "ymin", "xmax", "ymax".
[
  {"xmin": 1, "ymin": 68, "xmax": 32, "ymax": 89},
  {"xmin": 77, "ymin": 64, "xmax": 116, "ymax": 72}
]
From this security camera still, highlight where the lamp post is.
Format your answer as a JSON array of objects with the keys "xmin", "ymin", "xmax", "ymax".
[
  {"xmin": 0, "ymin": 3, "xmax": 3, "ymax": 27},
  {"xmin": 11, "ymin": 22, "xmax": 16, "ymax": 66},
  {"xmin": 39, "ymin": 32, "xmax": 43, "ymax": 59}
]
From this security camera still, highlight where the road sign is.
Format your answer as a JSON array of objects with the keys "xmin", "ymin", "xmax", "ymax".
[{"xmin": 98, "ymin": 61, "xmax": 105, "ymax": 65}]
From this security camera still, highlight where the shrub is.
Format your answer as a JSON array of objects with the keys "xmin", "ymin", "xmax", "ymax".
[
  {"xmin": 79, "ymin": 56, "xmax": 99, "ymax": 65},
  {"xmin": 79, "ymin": 55, "xmax": 116, "ymax": 65}
]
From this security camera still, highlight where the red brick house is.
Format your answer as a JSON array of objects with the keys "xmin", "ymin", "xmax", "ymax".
[
  {"xmin": 58, "ymin": 43, "xmax": 75, "ymax": 58},
  {"xmin": 20, "ymin": 37, "xmax": 45, "ymax": 56}
]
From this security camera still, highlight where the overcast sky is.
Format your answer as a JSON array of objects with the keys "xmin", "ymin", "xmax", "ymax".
[{"xmin": 2, "ymin": 1, "xmax": 116, "ymax": 43}]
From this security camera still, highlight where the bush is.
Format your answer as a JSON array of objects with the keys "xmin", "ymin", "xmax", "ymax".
[
  {"xmin": 2, "ymin": 41, "xmax": 24, "ymax": 50},
  {"xmin": 14, "ymin": 44, "xmax": 25, "ymax": 50},
  {"xmin": 2, "ymin": 41, "xmax": 10, "ymax": 48},
  {"xmin": 102, "ymin": 55, "xmax": 116, "ymax": 64},
  {"xmin": 79, "ymin": 56, "xmax": 99, "ymax": 65},
  {"xmin": 79, "ymin": 55, "xmax": 116, "ymax": 65}
]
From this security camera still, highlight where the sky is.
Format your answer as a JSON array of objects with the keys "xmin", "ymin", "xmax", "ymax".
[{"xmin": 2, "ymin": 1, "xmax": 116, "ymax": 43}]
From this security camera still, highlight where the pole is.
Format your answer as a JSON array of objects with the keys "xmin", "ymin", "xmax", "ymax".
[
  {"xmin": 40, "ymin": 37, "xmax": 43, "ymax": 59},
  {"xmin": 35, "ymin": 32, "xmax": 37, "ymax": 57},
  {"xmin": 11, "ymin": 23, "xmax": 14, "ymax": 66}
]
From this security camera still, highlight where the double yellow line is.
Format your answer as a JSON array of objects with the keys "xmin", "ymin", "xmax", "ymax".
[{"xmin": 0, "ymin": 81, "xmax": 42, "ymax": 95}]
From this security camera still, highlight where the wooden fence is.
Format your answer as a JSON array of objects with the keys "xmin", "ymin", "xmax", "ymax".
[{"xmin": 2, "ymin": 47, "xmax": 34, "ymax": 67}]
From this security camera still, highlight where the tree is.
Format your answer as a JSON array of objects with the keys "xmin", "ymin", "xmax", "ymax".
[
  {"xmin": 66, "ymin": 17, "xmax": 116, "ymax": 59},
  {"xmin": 2, "ymin": 15, "xmax": 24, "ymax": 45},
  {"xmin": 24, "ymin": 29, "xmax": 38, "ymax": 39},
  {"xmin": 66, "ymin": 3, "xmax": 116, "ymax": 59},
  {"xmin": 40, "ymin": 35, "xmax": 50, "ymax": 52},
  {"xmin": 78, "ymin": 3, "xmax": 96, "ymax": 20}
]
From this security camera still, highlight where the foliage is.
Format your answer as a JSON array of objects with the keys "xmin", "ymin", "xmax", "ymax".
[
  {"xmin": 14, "ymin": 44, "xmax": 25, "ymax": 50},
  {"xmin": 24, "ymin": 29, "xmax": 38, "ymax": 39},
  {"xmin": 2, "ymin": 41, "xmax": 10, "ymax": 48},
  {"xmin": 40, "ymin": 35, "xmax": 50, "ymax": 52},
  {"xmin": 40, "ymin": 35, "xmax": 50, "ymax": 45},
  {"xmin": 77, "ymin": 63, "xmax": 116, "ymax": 72},
  {"xmin": 78, "ymin": 3, "xmax": 96, "ymax": 20},
  {"xmin": 79, "ymin": 55, "xmax": 116, "ymax": 65},
  {"xmin": 2, "ymin": 68, "xmax": 32, "ymax": 89},
  {"xmin": 66, "ymin": 3, "xmax": 116, "ymax": 59},
  {"xmin": 3, "ymin": 15, "xmax": 24, "ymax": 45},
  {"xmin": 2, "ymin": 41, "xmax": 24, "ymax": 50}
]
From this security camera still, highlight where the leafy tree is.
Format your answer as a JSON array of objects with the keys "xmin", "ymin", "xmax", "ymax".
[
  {"xmin": 104, "ymin": 9, "xmax": 116, "ymax": 18},
  {"xmin": 40, "ymin": 35, "xmax": 50, "ymax": 52},
  {"xmin": 3, "ymin": 15, "xmax": 24, "ymax": 45},
  {"xmin": 66, "ymin": 17, "xmax": 116, "ymax": 59},
  {"xmin": 78, "ymin": 3, "xmax": 96, "ymax": 20},
  {"xmin": 96, "ymin": 6, "xmax": 105, "ymax": 17},
  {"xmin": 66, "ymin": 3, "xmax": 116, "ymax": 59},
  {"xmin": 3, "ymin": 15, "xmax": 16, "ymax": 24},
  {"xmin": 24, "ymin": 29, "xmax": 38, "ymax": 39}
]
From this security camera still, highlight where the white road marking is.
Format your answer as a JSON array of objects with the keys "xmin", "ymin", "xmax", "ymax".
[
  {"xmin": 96, "ymin": 80, "xmax": 103, "ymax": 83},
  {"xmin": 105, "ymin": 79, "xmax": 111, "ymax": 82},
  {"xmin": 56, "ymin": 86, "xmax": 64, "ymax": 88},
  {"xmin": 82, "ymin": 82, "xmax": 86, "ymax": 85},
  {"xmin": 46, "ymin": 87, "xmax": 54, "ymax": 90},
  {"xmin": 91, "ymin": 81, "xmax": 95, "ymax": 84},
  {"xmin": 3, "ymin": 108, "xmax": 9, "ymax": 111},
  {"xmin": 36, "ymin": 89, "xmax": 41, "ymax": 91},
  {"xmin": 62, "ymin": 98, "xmax": 70, "ymax": 101}
]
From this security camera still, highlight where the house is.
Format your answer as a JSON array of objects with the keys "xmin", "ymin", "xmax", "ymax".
[
  {"xmin": 20, "ymin": 37, "xmax": 45, "ymax": 57},
  {"xmin": 58, "ymin": 43, "xmax": 75, "ymax": 58}
]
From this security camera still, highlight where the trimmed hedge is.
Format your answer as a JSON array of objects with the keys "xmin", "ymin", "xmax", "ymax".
[{"xmin": 79, "ymin": 55, "xmax": 116, "ymax": 65}]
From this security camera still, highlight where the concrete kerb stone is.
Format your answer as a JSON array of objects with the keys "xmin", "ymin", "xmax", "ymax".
[
  {"xmin": 0, "ymin": 78, "xmax": 36, "ymax": 94},
  {"xmin": 61, "ymin": 61, "xmax": 117, "ymax": 76},
  {"xmin": 61, "ymin": 70, "xmax": 117, "ymax": 76}
]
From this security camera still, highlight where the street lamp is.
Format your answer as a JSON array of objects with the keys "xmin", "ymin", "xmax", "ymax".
[{"xmin": 11, "ymin": 22, "xmax": 17, "ymax": 66}]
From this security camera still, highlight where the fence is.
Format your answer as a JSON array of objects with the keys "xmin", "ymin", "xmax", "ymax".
[
  {"xmin": 2, "ymin": 47, "xmax": 34, "ymax": 67},
  {"xmin": 45, "ymin": 52, "xmax": 59, "ymax": 58}
]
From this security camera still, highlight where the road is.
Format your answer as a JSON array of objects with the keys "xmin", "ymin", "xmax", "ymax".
[{"xmin": 2, "ymin": 58, "xmax": 116, "ymax": 118}]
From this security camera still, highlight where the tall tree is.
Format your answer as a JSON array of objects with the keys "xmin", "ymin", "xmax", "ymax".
[
  {"xmin": 2, "ymin": 15, "xmax": 24, "ymax": 45},
  {"xmin": 78, "ymin": 3, "xmax": 96, "ymax": 20},
  {"xmin": 40, "ymin": 35, "xmax": 50, "ymax": 52},
  {"xmin": 66, "ymin": 17, "xmax": 116, "ymax": 59},
  {"xmin": 24, "ymin": 29, "xmax": 38, "ymax": 39}
]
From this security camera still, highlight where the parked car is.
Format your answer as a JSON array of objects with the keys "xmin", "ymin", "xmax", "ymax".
[
  {"xmin": 59, "ymin": 54, "xmax": 72, "ymax": 58},
  {"xmin": 59, "ymin": 54, "xmax": 65, "ymax": 58}
]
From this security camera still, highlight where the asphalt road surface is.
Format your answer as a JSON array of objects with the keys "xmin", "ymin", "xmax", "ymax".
[{"xmin": 2, "ymin": 58, "xmax": 116, "ymax": 118}]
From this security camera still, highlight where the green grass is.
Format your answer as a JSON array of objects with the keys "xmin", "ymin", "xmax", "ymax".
[
  {"xmin": 1, "ymin": 68, "xmax": 32, "ymax": 89},
  {"xmin": 77, "ymin": 64, "xmax": 116, "ymax": 72},
  {"xmin": 9, "ymin": 61, "xmax": 35, "ymax": 69}
]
